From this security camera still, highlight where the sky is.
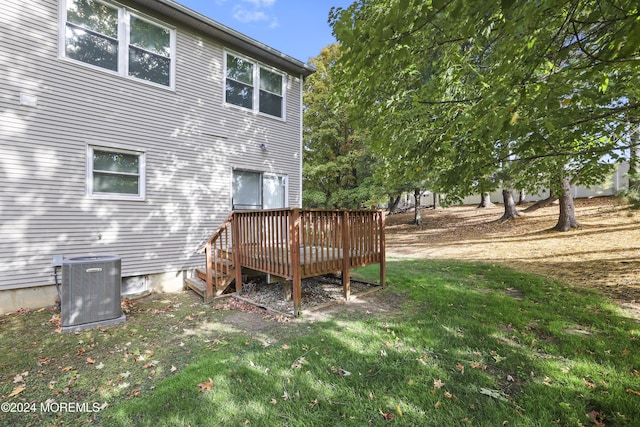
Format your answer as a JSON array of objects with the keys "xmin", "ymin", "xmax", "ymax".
[{"xmin": 177, "ymin": 0, "xmax": 354, "ymax": 64}]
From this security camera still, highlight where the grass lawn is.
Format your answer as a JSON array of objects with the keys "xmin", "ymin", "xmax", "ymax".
[{"xmin": 1, "ymin": 260, "xmax": 638, "ymax": 426}]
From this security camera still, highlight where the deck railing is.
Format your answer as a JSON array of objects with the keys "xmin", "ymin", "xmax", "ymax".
[
  {"xmin": 200, "ymin": 208, "xmax": 385, "ymax": 315},
  {"xmin": 234, "ymin": 209, "xmax": 385, "ymax": 315},
  {"xmin": 201, "ymin": 213, "xmax": 234, "ymax": 298},
  {"xmin": 234, "ymin": 209, "xmax": 293, "ymax": 278}
]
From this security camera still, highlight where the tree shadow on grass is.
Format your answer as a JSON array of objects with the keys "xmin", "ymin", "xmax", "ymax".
[{"xmin": 99, "ymin": 261, "xmax": 640, "ymax": 427}]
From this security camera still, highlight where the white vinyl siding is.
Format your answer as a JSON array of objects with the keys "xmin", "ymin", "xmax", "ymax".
[
  {"xmin": 60, "ymin": 0, "xmax": 176, "ymax": 89},
  {"xmin": 225, "ymin": 51, "xmax": 285, "ymax": 119},
  {"xmin": 0, "ymin": 0, "xmax": 303, "ymax": 293}
]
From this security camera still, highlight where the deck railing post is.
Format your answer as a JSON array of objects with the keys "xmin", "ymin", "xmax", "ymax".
[
  {"xmin": 342, "ymin": 210, "xmax": 351, "ymax": 300},
  {"xmin": 232, "ymin": 213, "xmax": 243, "ymax": 294},
  {"xmin": 290, "ymin": 209, "xmax": 302, "ymax": 316},
  {"xmin": 205, "ymin": 241, "xmax": 213, "ymax": 300},
  {"xmin": 379, "ymin": 211, "xmax": 386, "ymax": 287}
]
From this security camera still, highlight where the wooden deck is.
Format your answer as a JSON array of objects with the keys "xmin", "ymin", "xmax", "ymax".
[{"xmin": 189, "ymin": 208, "xmax": 385, "ymax": 317}]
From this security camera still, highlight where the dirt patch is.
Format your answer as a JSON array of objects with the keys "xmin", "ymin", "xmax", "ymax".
[
  {"xmin": 386, "ymin": 197, "xmax": 640, "ymax": 314},
  {"xmin": 228, "ymin": 275, "xmax": 384, "ymax": 318}
]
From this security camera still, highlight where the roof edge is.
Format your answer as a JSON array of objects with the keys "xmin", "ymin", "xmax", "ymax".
[{"xmin": 132, "ymin": 0, "xmax": 316, "ymax": 76}]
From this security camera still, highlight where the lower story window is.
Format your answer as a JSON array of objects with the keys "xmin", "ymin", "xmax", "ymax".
[
  {"xmin": 232, "ymin": 170, "xmax": 287, "ymax": 210},
  {"xmin": 88, "ymin": 145, "xmax": 145, "ymax": 200}
]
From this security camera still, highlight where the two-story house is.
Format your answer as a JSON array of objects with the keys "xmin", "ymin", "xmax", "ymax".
[{"xmin": 0, "ymin": 0, "xmax": 315, "ymax": 313}]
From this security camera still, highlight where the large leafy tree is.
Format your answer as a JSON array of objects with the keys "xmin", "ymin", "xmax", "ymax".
[
  {"xmin": 303, "ymin": 44, "xmax": 383, "ymax": 208},
  {"xmin": 330, "ymin": 0, "xmax": 640, "ymax": 230}
]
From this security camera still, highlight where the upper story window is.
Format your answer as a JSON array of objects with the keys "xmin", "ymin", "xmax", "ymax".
[
  {"xmin": 225, "ymin": 52, "xmax": 285, "ymax": 119},
  {"xmin": 88, "ymin": 145, "xmax": 146, "ymax": 200},
  {"xmin": 62, "ymin": 0, "xmax": 175, "ymax": 88}
]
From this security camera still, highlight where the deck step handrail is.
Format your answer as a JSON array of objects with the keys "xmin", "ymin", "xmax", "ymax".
[{"xmin": 201, "ymin": 213, "xmax": 235, "ymax": 299}]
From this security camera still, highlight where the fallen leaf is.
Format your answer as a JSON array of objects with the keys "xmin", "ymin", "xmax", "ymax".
[
  {"xmin": 198, "ymin": 378, "xmax": 214, "ymax": 392},
  {"xmin": 396, "ymin": 405, "xmax": 403, "ymax": 416},
  {"xmin": 86, "ymin": 357, "xmax": 96, "ymax": 364},
  {"xmin": 62, "ymin": 366, "xmax": 74, "ymax": 372},
  {"xmin": 479, "ymin": 388, "xmax": 508, "ymax": 402},
  {"xmin": 583, "ymin": 379, "xmax": 596, "ymax": 389},
  {"xmin": 8, "ymin": 385, "xmax": 26, "ymax": 397},
  {"xmin": 587, "ymin": 410, "xmax": 605, "ymax": 427},
  {"xmin": 281, "ymin": 344, "xmax": 290, "ymax": 350},
  {"xmin": 471, "ymin": 361, "xmax": 487, "ymax": 370},
  {"xmin": 369, "ymin": 391, "xmax": 375, "ymax": 401},
  {"xmin": 433, "ymin": 379, "xmax": 445, "ymax": 389},
  {"xmin": 434, "ymin": 401, "xmax": 442, "ymax": 408},
  {"xmin": 271, "ymin": 398, "xmax": 277, "ymax": 404},
  {"xmin": 95, "ymin": 362, "xmax": 105, "ymax": 370},
  {"xmin": 13, "ymin": 374, "xmax": 24, "ymax": 383},
  {"xmin": 170, "ymin": 365, "xmax": 177, "ymax": 373},
  {"xmin": 380, "ymin": 411, "xmax": 394, "ymax": 420},
  {"xmin": 338, "ymin": 368, "xmax": 351, "ymax": 377},
  {"xmin": 444, "ymin": 391, "xmax": 458, "ymax": 401},
  {"xmin": 626, "ymin": 388, "xmax": 640, "ymax": 396},
  {"xmin": 456, "ymin": 363, "xmax": 465, "ymax": 375}
]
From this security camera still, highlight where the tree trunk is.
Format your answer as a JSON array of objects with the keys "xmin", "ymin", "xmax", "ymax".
[
  {"xmin": 500, "ymin": 189, "xmax": 521, "ymax": 221},
  {"xmin": 554, "ymin": 176, "xmax": 579, "ymax": 231},
  {"xmin": 413, "ymin": 188, "xmax": 422, "ymax": 225},
  {"xmin": 517, "ymin": 189, "xmax": 527, "ymax": 205},
  {"xmin": 388, "ymin": 195, "xmax": 401, "ymax": 214},
  {"xmin": 432, "ymin": 193, "xmax": 441, "ymax": 209},
  {"xmin": 630, "ymin": 122, "xmax": 640, "ymax": 187},
  {"xmin": 478, "ymin": 192, "xmax": 495, "ymax": 208},
  {"xmin": 523, "ymin": 196, "xmax": 558, "ymax": 212}
]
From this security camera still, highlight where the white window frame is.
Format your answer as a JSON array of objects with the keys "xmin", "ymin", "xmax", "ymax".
[
  {"xmin": 59, "ymin": 0, "xmax": 177, "ymax": 90},
  {"xmin": 87, "ymin": 145, "xmax": 146, "ymax": 201},
  {"xmin": 231, "ymin": 169, "xmax": 288, "ymax": 210},
  {"xmin": 224, "ymin": 50, "xmax": 286, "ymax": 120}
]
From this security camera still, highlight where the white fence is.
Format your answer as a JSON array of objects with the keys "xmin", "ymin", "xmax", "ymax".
[{"xmin": 408, "ymin": 162, "xmax": 631, "ymax": 207}]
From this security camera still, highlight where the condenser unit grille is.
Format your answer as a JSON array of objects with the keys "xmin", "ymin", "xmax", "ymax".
[{"xmin": 61, "ymin": 255, "xmax": 125, "ymax": 331}]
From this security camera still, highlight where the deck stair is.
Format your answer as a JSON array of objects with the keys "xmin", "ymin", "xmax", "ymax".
[{"xmin": 185, "ymin": 214, "xmax": 236, "ymax": 301}]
